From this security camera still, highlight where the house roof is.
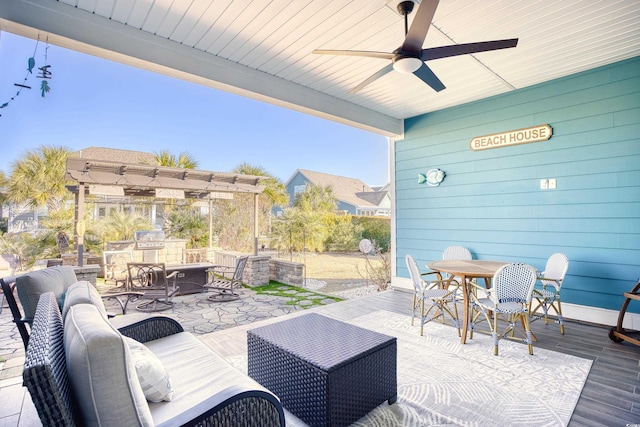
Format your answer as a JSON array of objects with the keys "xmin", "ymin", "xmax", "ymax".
[
  {"xmin": 72, "ymin": 147, "xmax": 155, "ymax": 164},
  {"xmin": 356, "ymin": 191, "xmax": 388, "ymax": 207},
  {"xmin": 293, "ymin": 169, "xmax": 387, "ymax": 209},
  {"xmin": 1, "ymin": 1, "xmax": 639, "ymax": 137}
]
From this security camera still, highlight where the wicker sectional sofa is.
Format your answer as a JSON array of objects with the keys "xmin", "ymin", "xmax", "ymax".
[{"xmin": 23, "ymin": 284, "xmax": 285, "ymax": 426}]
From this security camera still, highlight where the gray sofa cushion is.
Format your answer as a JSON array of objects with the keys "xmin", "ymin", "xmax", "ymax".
[
  {"xmin": 64, "ymin": 304, "xmax": 153, "ymax": 427},
  {"xmin": 144, "ymin": 332, "xmax": 274, "ymax": 427},
  {"xmin": 17, "ymin": 266, "xmax": 77, "ymax": 320},
  {"xmin": 61, "ymin": 281, "xmax": 108, "ymax": 320}
]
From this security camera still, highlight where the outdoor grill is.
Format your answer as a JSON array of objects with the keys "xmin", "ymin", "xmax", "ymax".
[{"xmin": 134, "ymin": 230, "xmax": 166, "ymax": 250}]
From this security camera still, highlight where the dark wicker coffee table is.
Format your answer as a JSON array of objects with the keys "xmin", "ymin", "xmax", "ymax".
[{"xmin": 247, "ymin": 313, "xmax": 397, "ymax": 427}]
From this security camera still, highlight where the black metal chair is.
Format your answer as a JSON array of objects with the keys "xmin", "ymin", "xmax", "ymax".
[
  {"xmin": 127, "ymin": 263, "xmax": 180, "ymax": 312},
  {"xmin": 1, "ymin": 266, "xmax": 142, "ymax": 350},
  {"xmin": 205, "ymin": 256, "xmax": 248, "ymax": 302}
]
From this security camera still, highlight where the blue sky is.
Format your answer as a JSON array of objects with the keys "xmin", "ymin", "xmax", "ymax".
[{"xmin": 0, "ymin": 32, "xmax": 389, "ymax": 186}]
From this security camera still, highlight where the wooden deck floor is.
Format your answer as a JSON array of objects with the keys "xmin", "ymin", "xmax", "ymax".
[{"xmin": 201, "ymin": 289, "xmax": 640, "ymax": 426}]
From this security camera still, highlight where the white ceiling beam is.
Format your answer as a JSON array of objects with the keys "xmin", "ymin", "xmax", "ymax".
[{"xmin": 0, "ymin": 0, "xmax": 403, "ymax": 136}]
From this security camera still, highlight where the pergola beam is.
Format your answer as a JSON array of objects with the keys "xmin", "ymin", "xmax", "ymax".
[{"xmin": 65, "ymin": 158, "xmax": 265, "ymax": 262}]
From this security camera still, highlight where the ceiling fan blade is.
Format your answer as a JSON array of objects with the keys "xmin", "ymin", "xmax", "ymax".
[
  {"xmin": 312, "ymin": 49, "xmax": 394, "ymax": 60},
  {"xmin": 413, "ymin": 63, "xmax": 445, "ymax": 92},
  {"xmin": 349, "ymin": 63, "xmax": 394, "ymax": 94},
  {"xmin": 402, "ymin": 0, "xmax": 440, "ymax": 53},
  {"xmin": 421, "ymin": 39, "xmax": 519, "ymax": 61}
]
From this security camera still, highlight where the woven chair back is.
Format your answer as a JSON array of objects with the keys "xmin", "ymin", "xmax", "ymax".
[
  {"xmin": 442, "ymin": 246, "xmax": 472, "ymax": 261},
  {"xmin": 493, "ymin": 263, "xmax": 537, "ymax": 304},
  {"xmin": 543, "ymin": 253, "xmax": 569, "ymax": 289},
  {"xmin": 405, "ymin": 255, "xmax": 425, "ymax": 291}
]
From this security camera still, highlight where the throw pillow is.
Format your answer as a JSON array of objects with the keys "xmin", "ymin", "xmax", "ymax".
[{"xmin": 124, "ymin": 336, "xmax": 174, "ymax": 403}]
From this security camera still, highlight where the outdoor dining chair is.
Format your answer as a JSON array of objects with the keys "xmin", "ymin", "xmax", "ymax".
[
  {"xmin": 422, "ymin": 245, "xmax": 473, "ymax": 306},
  {"xmin": 529, "ymin": 253, "xmax": 569, "ymax": 334},
  {"xmin": 470, "ymin": 263, "xmax": 537, "ymax": 355},
  {"xmin": 127, "ymin": 263, "xmax": 179, "ymax": 312},
  {"xmin": 423, "ymin": 245, "xmax": 472, "ymax": 281},
  {"xmin": 205, "ymin": 256, "xmax": 248, "ymax": 302},
  {"xmin": 406, "ymin": 254, "xmax": 460, "ymax": 337}
]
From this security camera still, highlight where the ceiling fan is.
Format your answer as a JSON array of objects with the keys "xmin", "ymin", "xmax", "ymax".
[{"xmin": 313, "ymin": 0, "xmax": 518, "ymax": 94}]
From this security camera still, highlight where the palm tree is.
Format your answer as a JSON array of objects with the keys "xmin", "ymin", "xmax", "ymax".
[
  {"xmin": 93, "ymin": 210, "xmax": 153, "ymax": 242},
  {"xmin": 212, "ymin": 163, "xmax": 288, "ymax": 251},
  {"xmin": 0, "ymin": 170, "xmax": 8, "ymax": 220},
  {"xmin": 269, "ymin": 184, "xmax": 338, "ymax": 253},
  {"xmin": 149, "ymin": 150, "xmax": 199, "ymax": 169},
  {"xmin": 293, "ymin": 183, "xmax": 337, "ymax": 213},
  {"xmin": 232, "ymin": 163, "xmax": 288, "ymax": 208},
  {"xmin": 6, "ymin": 145, "xmax": 72, "ymax": 212}
]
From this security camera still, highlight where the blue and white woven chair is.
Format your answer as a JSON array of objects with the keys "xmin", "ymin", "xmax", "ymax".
[
  {"xmin": 406, "ymin": 254, "xmax": 460, "ymax": 337},
  {"xmin": 442, "ymin": 245, "xmax": 472, "ymax": 261},
  {"xmin": 530, "ymin": 253, "xmax": 569, "ymax": 334},
  {"xmin": 470, "ymin": 263, "xmax": 537, "ymax": 355}
]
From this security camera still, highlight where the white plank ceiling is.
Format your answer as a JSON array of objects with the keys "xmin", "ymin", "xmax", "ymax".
[{"xmin": 1, "ymin": 0, "xmax": 639, "ymax": 136}]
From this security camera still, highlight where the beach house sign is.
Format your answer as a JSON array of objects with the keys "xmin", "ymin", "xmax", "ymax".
[{"xmin": 470, "ymin": 124, "xmax": 552, "ymax": 151}]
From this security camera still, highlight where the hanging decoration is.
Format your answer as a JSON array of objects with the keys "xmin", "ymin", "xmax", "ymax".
[
  {"xmin": 37, "ymin": 41, "xmax": 52, "ymax": 97},
  {"xmin": 0, "ymin": 36, "xmax": 53, "ymax": 117}
]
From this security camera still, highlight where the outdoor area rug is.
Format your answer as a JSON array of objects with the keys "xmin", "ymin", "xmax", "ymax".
[{"xmin": 226, "ymin": 310, "xmax": 592, "ymax": 426}]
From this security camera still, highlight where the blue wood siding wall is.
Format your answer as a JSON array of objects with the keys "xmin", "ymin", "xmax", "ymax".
[
  {"xmin": 287, "ymin": 173, "xmax": 307, "ymax": 204},
  {"xmin": 395, "ymin": 56, "xmax": 640, "ymax": 313}
]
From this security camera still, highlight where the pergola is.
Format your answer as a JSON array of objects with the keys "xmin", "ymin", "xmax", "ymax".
[{"xmin": 65, "ymin": 157, "xmax": 266, "ymax": 265}]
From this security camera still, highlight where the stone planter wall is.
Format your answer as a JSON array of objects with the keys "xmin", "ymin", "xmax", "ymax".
[
  {"xmin": 214, "ymin": 251, "xmax": 304, "ymax": 287},
  {"xmin": 269, "ymin": 259, "xmax": 304, "ymax": 287},
  {"xmin": 73, "ymin": 265, "xmax": 101, "ymax": 286},
  {"xmin": 243, "ymin": 256, "xmax": 270, "ymax": 287}
]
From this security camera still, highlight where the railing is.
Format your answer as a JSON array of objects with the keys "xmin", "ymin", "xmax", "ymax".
[{"xmin": 213, "ymin": 251, "xmax": 244, "ymax": 268}]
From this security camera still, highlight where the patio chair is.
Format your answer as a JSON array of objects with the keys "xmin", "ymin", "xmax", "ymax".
[
  {"xmin": 470, "ymin": 263, "xmax": 537, "ymax": 355},
  {"xmin": 205, "ymin": 256, "xmax": 248, "ymax": 302},
  {"xmin": 530, "ymin": 253, "xmax": 569, "ymax": 334},
  {"xmin": 422, "ymin": 245, "xmax": 473, "ymax": 308},
  {"xmin": 0, "ymin": 266, "xmax": 142, "ymax": 350},
  {"xmin": 406, "ymin": 254, "xmax": 460, "ymax": 336},
  {"xmin": 423, "ymin": 245, "xmax": 472, "ymax": 279},
  {"xmin": 103, "ymin": 250, "xmax": 133, "ymax": 288},
  {"xmin": 127, "ymin": 263, "xmax": 180, "ymax": 312}
]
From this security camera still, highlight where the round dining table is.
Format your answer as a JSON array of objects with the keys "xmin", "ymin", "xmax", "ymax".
[{"xmin": 426, "ymin": 260, "xmax": 507, "ymax": 344}]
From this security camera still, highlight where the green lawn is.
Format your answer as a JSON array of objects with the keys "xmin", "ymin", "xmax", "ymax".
[{"xmin": 251, "ymin": 282, "xmax": 343, "ymax": 307}]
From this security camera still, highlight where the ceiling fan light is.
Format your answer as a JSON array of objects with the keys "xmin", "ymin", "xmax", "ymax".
[{"xmin": 393, "ymin": 57, "xmax": 422, "ymax": 74}]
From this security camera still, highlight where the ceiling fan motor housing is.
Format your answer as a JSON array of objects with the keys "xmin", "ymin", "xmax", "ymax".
[{"xmin": 396, "ymin": 1, "xmax": 416, "ymax": 16}]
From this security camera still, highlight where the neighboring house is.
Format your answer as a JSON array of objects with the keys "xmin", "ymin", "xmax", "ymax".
[{"xmin": 281, "ymin": 169, "xmax": 390, "ymax": 216}]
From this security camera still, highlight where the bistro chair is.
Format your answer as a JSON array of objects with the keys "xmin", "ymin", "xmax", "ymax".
[
  {"xmin": 470, "ymin": 263, "xmax": 537, "ymax": 355},
  {"xmin": 127, "ymin": 263, "xmax": 180, "ymax": 312},
  {"xmin": 443, "ymin": 245, "xmax": 472, "ymax": 261},
  {"xmin": 406, "ymin": 254, "xmax": 460, "ymax": 337},
  {"xmin": 205, "ymin": 256, "xmax": 248, "ymax": 302},
  {"xmin": 423, "ymin": 245, "xmax": 472, "ymax": 281},
  {"xmin": 530, "ymin": 253, "xmax": 569, "ymax": 334}
]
